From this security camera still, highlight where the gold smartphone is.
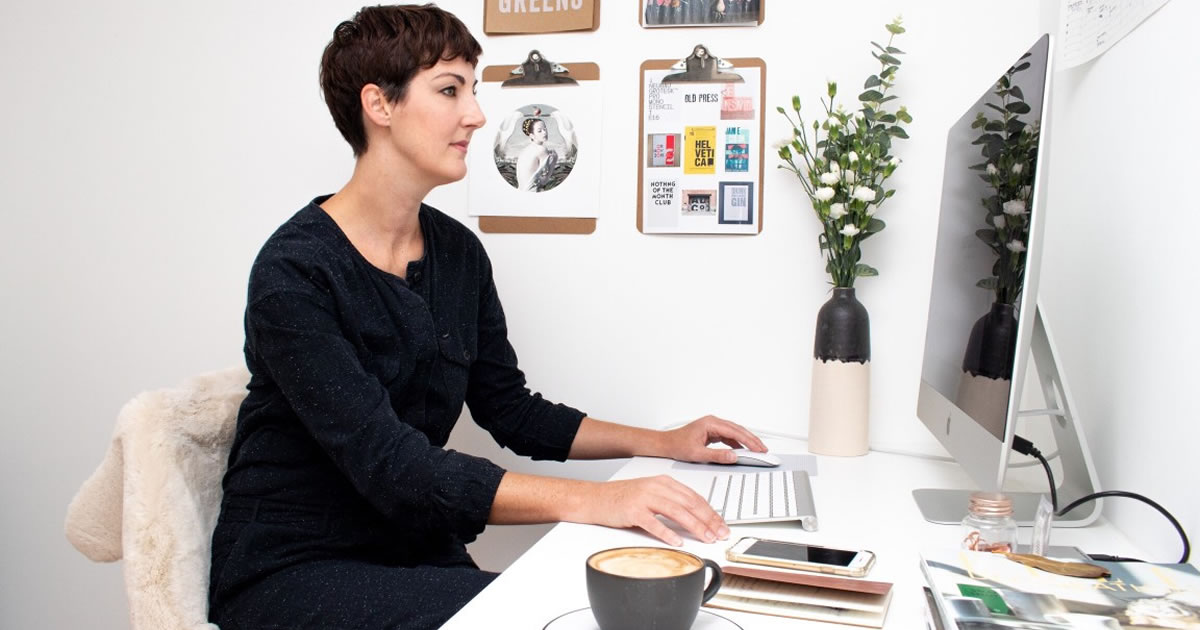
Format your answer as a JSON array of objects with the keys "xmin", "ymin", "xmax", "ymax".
[{"xmin": 726, "ymin": 537, "xmax": 876, "ymax": 577}]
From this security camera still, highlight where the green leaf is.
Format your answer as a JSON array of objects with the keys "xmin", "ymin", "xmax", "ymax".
[
  {"xmin": 985, "ymin": 103, "xmax": 1008, "ymax": 115},
  {"xmin": 865, "ymin": 218, "xmax": 886, "ymax": 233},
  {"xmin": 776, "ymin": 106, "xmax": 786, "ymax": 115},
  {"xmin": 864, "ymin": 75, "xmax": 882, "ymax": 89},
  {"xmin": 885, "ymin": 22, "xmax": 905, "ymax": 35},
  {"xmin": 1014, "ymin": 62, "xmax": 1031, "ymax": 72},
  {"xmin": 887, "ymin": 126, "xmax": 909, "ymax": 139},
  {"xmin": 984, "ymin": 120, "xmax": 1004, "ymax": 132},
  {"xmin": 879, "ymin": 53, "xmax": 901, "ymax": 66},
  {"xmin": 858, "ymin": 89, "xmax": 884, "ymax": 102},
  {"xmin": 855, "ymin": 263, "xmax": 880, "ymax": 277},
  {"xmin": 896, "ymin": 109, "xmax": 912, "ymax": 123},
  {"xmin": 1009, "ymin": 86, "xmax": 1024, "ymax": 100},
  {"xmin": 976, "ymin": 229, "xmax": 997, "ymax": 244},
  {"xmin": 887, "ymin": 46, "xmax": 904, "ymax": 55},
  {"xmin": 1006, "ymin": 102, "xmax": 1032, "ymax": 114},
  {"xmin": 976, "ymin": 278, "xmax": 998, "ymax": 290},
  {"xmin": 878, "ymin": 113, "xmax": 896, "ymax": 124}
]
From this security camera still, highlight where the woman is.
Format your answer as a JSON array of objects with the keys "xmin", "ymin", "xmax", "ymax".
[
  {"xmin": 514, "ymin": 117, "xmax": 556, "ymax": 191},
  {"xmin": 208, "ymin": 5, "xmax": 766, "ymax": 629}
]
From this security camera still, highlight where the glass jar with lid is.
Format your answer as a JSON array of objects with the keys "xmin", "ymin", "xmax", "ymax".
[{"xmin": 960, "ymin": 491, "xmax": 1018, "ymax": 552}]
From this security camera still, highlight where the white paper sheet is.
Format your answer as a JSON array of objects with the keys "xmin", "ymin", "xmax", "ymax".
[{"xmin": 1057, "ymin": 0, "xmax": 1170, "ymax": 69}]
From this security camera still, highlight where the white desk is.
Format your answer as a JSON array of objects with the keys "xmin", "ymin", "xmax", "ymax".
[{"xmin": 442, "ymin": 436, "xmax": 1144, "ymax": 629}]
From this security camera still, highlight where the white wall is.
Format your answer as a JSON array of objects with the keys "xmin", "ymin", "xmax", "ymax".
[
  {"xmin": 1036, "ymin": 0, "xmax": 1200, "ymax": 563},
  {"xmin": 19, "ymin": 1, "xmax": 1182, "ymax": 627}
]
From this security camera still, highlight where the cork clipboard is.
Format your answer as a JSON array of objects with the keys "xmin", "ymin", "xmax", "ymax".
[
  {"xmin": 636, "ymin": 54, "xmax": 766, "ymax": 234},
  {"xmin": 475, "ymin": 60, "xmax": 599, "ymax": 235}
]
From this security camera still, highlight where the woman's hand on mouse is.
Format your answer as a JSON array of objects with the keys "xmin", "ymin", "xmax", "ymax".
[{"xmin": 654, "ymin": 415, "xmax": 767, "ymax": 465}]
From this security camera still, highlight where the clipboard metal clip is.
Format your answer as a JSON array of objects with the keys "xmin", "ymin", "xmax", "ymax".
[
  {"xmin": 501, "ymin": 49, "xmax": 579, "ymax": 87},
  {"xmin": 662, "ymin": 44, "xmax": 743, "ymax": 83}
]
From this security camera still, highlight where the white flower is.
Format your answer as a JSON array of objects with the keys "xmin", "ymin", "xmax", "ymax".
[
  {"xmin": 828, "ymin": 203, "xmax": 848, "ymax": 219},
  {"xmin": 992, "ymin": 215, "xmax": 1006, "ymax": 229},
  {"xmin": 819, "ymin": 171, "xmax": 840, "ymax": 186},
  {"xmin": 986, "ymin": 163, "xmax": 999, "ymax": 176},
  {"xmin": 1021, "ymin": 185, "xmax": 1032, "ymax": 199},
  {"xmin": 848, "ymin": 151, "xmax": 860, "ymax": 163},
  {"xmin": 1006, "ymin": 240, "xmax": 1026, "ymax": 253},
  {"xmin": 844, "ymin": 170, "xmax": 857, "ymax": 184},
  {"xmin": 828, "ymin": 161, "xmax": 841, "ymax": 174},
  {"xmin": 1012, "ymin": 162, "xmax": 1024, "ymax": 174},
  {"xmin": 851, "ymin": 186, "xmax": 876, "ymax": 202},
  {"xmin": 1002, "ymin": 199, "xmax": 1026, "ymax": 216},
  {"xmin": 840, "ymin": 224, "xmax": 861, "ymax": 237},
  {"xmin": 814, "ymin": 187, "xmax": 836, "ymax": 201}
]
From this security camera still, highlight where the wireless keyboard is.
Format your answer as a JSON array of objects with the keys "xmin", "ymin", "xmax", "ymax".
[{"xmin": 705, "ymin": 470, "xmax": 818, "ymax": 531}]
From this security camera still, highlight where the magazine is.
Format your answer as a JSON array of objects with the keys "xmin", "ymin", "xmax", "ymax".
[{"xmin": 920, "ymin": 549, "xmax": 1200, "ymax": 629}]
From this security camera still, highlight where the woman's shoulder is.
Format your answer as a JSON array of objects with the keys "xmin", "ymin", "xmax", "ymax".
[{"xmin": 248, "ymin": 199, "xmax": 359, "ymax": 298}]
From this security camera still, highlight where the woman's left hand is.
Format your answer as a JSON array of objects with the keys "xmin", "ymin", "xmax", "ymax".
[{"xmin": 657, "ymin": 415, "xmax": 768, "ymax": 464}]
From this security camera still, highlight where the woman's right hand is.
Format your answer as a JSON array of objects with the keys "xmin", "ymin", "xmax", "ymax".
[{"xmin": 576, "ymin": 475, "xmax": 730, "ymax": 547}]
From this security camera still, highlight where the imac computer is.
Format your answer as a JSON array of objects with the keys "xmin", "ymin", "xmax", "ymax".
[{"xmin": 913, "ymin": 34, "xmax": 1102, "ymax": 526}]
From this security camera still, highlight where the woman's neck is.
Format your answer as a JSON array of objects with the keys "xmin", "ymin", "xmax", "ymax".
[{"xmin": 320, "ymin": 157, "xmax": 428, "ymax": 278}]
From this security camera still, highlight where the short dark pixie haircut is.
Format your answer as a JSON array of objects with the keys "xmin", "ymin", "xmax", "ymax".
[{"xmin": 319, "ymin": 4, "xmax": 482, "ymax": 157}]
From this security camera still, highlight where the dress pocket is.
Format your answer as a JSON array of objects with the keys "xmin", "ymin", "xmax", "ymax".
[
  {"xmin": 436, "ymin": 332, "xmax": 472, "ymax": 401},
  {"xmin": 359, "ymin": 332, "xmax": 408, "ymax": 385}
]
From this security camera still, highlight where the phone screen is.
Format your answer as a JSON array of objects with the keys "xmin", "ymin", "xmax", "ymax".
[{"xmin": 744, "ymin": 541, "xmax": 857, "ymax": 567}]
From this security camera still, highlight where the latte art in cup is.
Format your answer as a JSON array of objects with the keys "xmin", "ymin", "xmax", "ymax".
[{"xmin": 587, "ymin": 547, "xmax": 703, "ymax": 578}]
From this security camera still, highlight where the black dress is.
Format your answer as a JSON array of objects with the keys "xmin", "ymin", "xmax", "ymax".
[{"xmin": 208, "ymin": 197, "xmax": 585, "ymax": 630}]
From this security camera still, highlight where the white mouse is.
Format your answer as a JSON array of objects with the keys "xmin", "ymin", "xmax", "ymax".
[{"xmin": 730, "ymin": 448, "xmax": 781, "ymax": 467}]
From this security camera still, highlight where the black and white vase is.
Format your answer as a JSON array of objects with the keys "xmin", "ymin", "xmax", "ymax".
[{"xmin": 808, "ymin": 288, "xmax": 870, "ymax": 456}]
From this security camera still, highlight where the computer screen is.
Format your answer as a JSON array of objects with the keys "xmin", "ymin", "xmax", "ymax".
[{"xmin": 913, "ymin": 35, "xmax": 1100, "ymax": 526}]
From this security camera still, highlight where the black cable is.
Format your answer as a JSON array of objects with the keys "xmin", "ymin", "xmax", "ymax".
[
  {"xmin": 1057, "ymin": 491, "xmax": 1191, "ymax": 564},
  {"xmin": 1011, "ymin": 435, "xmax": 1057, "ymax": 512},
  {"xmin": 1012, "ymin": 435, "xmax": 1190, "ymax": 564}
]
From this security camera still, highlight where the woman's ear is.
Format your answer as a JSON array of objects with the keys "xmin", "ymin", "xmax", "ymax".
[{"xmin": 360, "ymin": 84, "xmax": 391, "ymax": 128}]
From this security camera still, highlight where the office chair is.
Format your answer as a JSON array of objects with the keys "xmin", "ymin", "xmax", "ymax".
[{"xmin": 66, "ymin": 366, "xmax": 249, "ymax": 630}]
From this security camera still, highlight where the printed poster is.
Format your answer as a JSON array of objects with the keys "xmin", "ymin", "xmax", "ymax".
[{"xmin": 468, "ymin": 80, "xmax": 602, "ymax": 219}]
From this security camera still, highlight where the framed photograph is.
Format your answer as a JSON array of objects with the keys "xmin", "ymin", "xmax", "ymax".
[
  {"xmin": 640, "ymin": 0, "xmax": 764, "ymax": 28},
  {"xmin": 718, "ymin": 182, "xmax": 754, "ymax": 224}
]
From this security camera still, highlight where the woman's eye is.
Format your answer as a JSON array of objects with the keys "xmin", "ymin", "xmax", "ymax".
[{"xmin": 440, "ymin": 86, "xmax": 457, "ymax": 96}]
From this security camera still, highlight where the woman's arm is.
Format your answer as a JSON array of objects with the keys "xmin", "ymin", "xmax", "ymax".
[
  {"xmin": 488, "ymin": 470, "xmax": 729, "ymax": 547},
  {"xmin": 567, "ymin": 415, "xmax": 767, "ymax": 463},
  {"xmin": 485, "ymin": 415, "xmax": 768, "ymax": 546}
]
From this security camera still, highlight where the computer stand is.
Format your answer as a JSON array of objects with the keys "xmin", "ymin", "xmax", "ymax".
[{"xmin": 914, "ymin": 304, "xmax": 1103, "ymax": 527}]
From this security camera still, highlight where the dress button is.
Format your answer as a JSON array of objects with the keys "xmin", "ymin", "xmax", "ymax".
[
  {"xmin": 441, "ymin": 332, "xmax": 450, "ymax": 339},
  {"xmin": 462, "ymin": 350, "xmax": 471, "ymax": 360}
]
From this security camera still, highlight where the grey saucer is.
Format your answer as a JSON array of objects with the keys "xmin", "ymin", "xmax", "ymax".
[{"xmin": 543, "ymin": 607, "xmax": 743, "ymax": 630}]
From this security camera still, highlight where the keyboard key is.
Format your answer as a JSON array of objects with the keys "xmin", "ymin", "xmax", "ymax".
[
  {"xmin": 770, "ymin": 470, "xmax": 788, "ymax": 517},
  {"xmin": 708, "ymin": 473, "xmax": 730, "ymax": 512}
]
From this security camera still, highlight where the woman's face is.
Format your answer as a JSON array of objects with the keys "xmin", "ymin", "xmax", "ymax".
[
  {"xmin": 382, "ymin": 57, "xmax": 486, "ymax": 186},
  {"xmin": 529, "ymin": 120, "xmax": 548, "ymax": 144}
]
